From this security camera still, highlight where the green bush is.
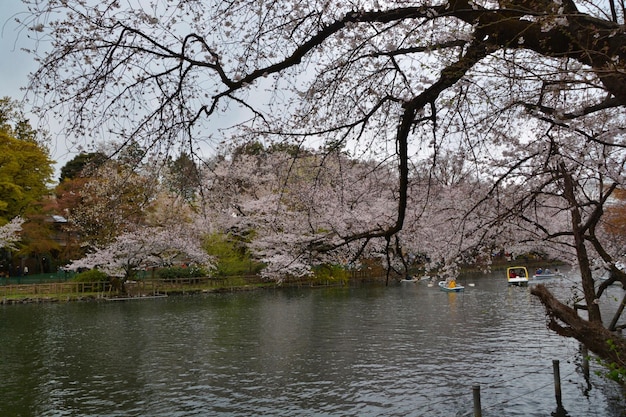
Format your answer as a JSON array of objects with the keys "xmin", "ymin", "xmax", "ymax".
[
  {"xmin": 204, "ymin": 232, "xmax": 264, "ymax": 276},
  {"xmin": 72, "ymin": 269, "xmax": 109, "ymax": 292},
  {"xmin": 73, "ymin": 269, "xmax": 108, "ymax": 283},
  {"xmin": 311, "ymin": 264, "xmax": 349, "ymax": 284},
  {"xmin": 594, "ymin": 339, "xmax": 626, "ymax": 385}
]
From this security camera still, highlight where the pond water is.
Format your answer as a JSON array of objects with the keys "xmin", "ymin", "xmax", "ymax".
[{"xmin": 1, "ymin": 271, "xmax": 625, "ymax": 416}]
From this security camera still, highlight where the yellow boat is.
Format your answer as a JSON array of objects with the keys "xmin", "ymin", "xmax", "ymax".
[
  {"xmin": 438, "ymin": 280, "xmax": 465, "ymax": 292},
  {"xmin": 507, "ymin": 266, "xmax": 529, "ymax": 286}
]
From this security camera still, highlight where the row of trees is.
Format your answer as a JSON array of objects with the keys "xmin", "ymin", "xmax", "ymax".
[
  {"xmin": 0, "ymin": 129, "xmax": 571, "ymax": 285},
  {"xmin": 49, "ymin": 139, "xmax": 624, "ymax": 289},
  {"xmin": 0, "ymin": 98, "xmax": 213, "ymax": 279},
  {"xmin": 4, "ymin": 97, "xmax": 626, "ymax": 373},
  {"xmin": 15, "ymin": 0, "xmax": 626, "ymax": 383}
]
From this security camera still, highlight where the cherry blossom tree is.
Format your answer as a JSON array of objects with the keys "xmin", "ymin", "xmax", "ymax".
[
  {"xmin": 0, "ymin": 217, "xmax": 23, "ymax": 250},
  {"xmin": 60, "ymin": 159, "xmax": 158, "ymax": 249},
  {"xmin": 21, "ymin": 0, "xmax": 626, "ymax": 269},
  {"xmin": 200, "ymin": 145, "xmax": 401, "ymax": 280},
  {"xmin": 64, "ymin": 157, "xmax": 212, "ymax": 285},
  {"xmin": 66, "ymin": 224, "xmax": 213, "ymax": 282},
  {"xmin": 20, "ymin": 0, "xmax": 626, "ymax": 375}
]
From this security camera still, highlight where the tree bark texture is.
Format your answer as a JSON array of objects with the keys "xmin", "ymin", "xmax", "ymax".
[{"xmin": 531, "ymin": 284, "xmax": 626, "ymax": 373}]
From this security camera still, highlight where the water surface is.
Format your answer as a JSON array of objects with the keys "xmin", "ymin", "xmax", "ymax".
[{"xmin": 1, "ymin": 273, "xmax": 625, "ymax": 416}]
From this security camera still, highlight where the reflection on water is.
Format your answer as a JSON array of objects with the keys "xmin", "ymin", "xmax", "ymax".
[{"xmin": 1, "ymin": 273, "xmax": 625, "ymax": 416}]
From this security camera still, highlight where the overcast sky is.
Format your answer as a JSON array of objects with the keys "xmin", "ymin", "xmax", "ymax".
[
  {"xmin": 1, "ymin": 0, "xmax": 69, "ymax": 179},
  {"xmin": 1, "ymin": 1, "xmax": 32, "ymax": 101},
  {"xmin": 0, "ymin": 1, "xmax": 233, "ymax": 179}
]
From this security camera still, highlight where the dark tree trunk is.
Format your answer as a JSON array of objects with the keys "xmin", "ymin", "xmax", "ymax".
[
  {"xmin": 531, "ymin": 284, "xmax": 626, "ymax": 376},
  {"xmin": 560, "ymin": 165, "xmax": 603, "ymax": 322}
]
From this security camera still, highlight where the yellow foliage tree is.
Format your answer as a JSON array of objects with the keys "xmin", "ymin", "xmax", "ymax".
[{"xmin": 0, "ymin": 99, "xmax": 54, "ymax": 224}]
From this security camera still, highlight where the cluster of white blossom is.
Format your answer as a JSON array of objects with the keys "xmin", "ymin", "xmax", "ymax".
[
  {"xmin": 0, "ymin": 217, "xmax": 23, "ymax": 250},
  {"xmin": 66, "ymin": 225, "xmax": 213, "ymax": 278}
]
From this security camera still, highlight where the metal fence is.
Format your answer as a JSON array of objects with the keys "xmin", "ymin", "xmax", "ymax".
[{"xmin": 0, "ymin": 271, "xmax": 76, "ymax": 286}]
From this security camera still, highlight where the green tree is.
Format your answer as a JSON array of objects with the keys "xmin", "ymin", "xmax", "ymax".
[
  {"xmin": 58, "ymin": 152, "xmax": 107, "ymax": 183},
  {"xmin": 165, "ymin": 153, "xmax": 201, "ymax": 203},
  {"xmin": 204, "ymin": 232, "xmax": 263, "ymax": 277},
  {"xmin": 0, "ymin": 97, "xmax": 39, "ymax": 142},
  {"xmin": 63, "ymin": 160, "xmax": 157, "ymax": 248},
  {"xmin": 0, "ymin": 115, "xmax": 54, "ymax": 224}
]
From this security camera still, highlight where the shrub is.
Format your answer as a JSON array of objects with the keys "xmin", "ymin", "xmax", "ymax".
[
  {"xmin": 73, "ymin": 268, "xmax": 108, "ymax": 283},
  {"xmin": 311, "ymin": 264, "xmax": 349, "ymax": 285},
  {"xmin": 594, "ymin": 339, "xmax": 626, "ymax": 385},
  {"xmin": 204, "ymin": 232, "xmax": 264, "ymax": 276},
  {"xmin": 72, "ymin": 269, "xmax": 108, "ymax": 292}
]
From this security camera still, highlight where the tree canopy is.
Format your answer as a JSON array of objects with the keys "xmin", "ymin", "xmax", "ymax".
[
  {"xmin": 0, "ymin": 97, "xmax": 39, "ymax": 143},
  {"xmin": 58, "ymin": 152, "xmax": 107, "ymax": 183},
  {"xmin": 19, "ymin": 0, "xmax": 626, "ymax": 379},
  {"xmin": 22, "ymin": 0, "xmax": 625, "ymax": 242},
  {"xmin": 0, "ymin": 97, "xmax": 54, "ymax": 224}
]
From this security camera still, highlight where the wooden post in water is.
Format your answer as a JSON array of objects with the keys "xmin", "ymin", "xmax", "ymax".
[
  {"xmin": 472, "ymin": 384, "xmax": 482, "ymax": 417},
  {"xmin": 553, "ymin": 360, "xmax": 562, "ymax": 406},
  {"xmin": 552, "ymin": 359, "xmax": 569, "ymax": 416},
  {"xmin": 582, "ymin": 346, "xmax": 590, "ymax": 381}
]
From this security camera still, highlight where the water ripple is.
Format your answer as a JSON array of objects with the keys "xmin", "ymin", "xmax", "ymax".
[{"xmin": 1, "ymin": 275, "xmax": 624, "ymax": 416}]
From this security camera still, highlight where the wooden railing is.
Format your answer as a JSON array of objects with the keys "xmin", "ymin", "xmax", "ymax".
[
  {"xmin": 0, "ymin": 276, "xmax": 258, "ymax": 300},
  {"xmin": 0, "ymin": 273, "xmax": 386, "ymax": 302}
]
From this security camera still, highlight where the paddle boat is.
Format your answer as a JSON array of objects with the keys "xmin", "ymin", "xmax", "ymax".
[
  {"xmin": 507, "ymin": 266, "xmax": 529, "ymax": 286},
  {"xmin": 438, "ymin": 279, "xmax": 464, "ymax": 292},
  {"xmin": 531, "ymin": 268, "xmax": 560, "ymax": 280}
]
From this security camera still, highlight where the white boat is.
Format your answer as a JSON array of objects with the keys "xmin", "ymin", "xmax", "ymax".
[
  {"xmin": 507, "ymin": 266, "xmax": 529, "ymax": 286},
  {"xmin": 438, "ymin": 280, "xmax": 464, "ymax": 292},
  {"xmin": 531, "ymin": 272, "xmax": 559, "ymax": 280},
  {"xmin": 402, "ymin": 275, "xmax": 434, "ymax": 284},
  {"xmin": 530, "ymin": 267, "xmax": 563, "ymax": 280}
]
